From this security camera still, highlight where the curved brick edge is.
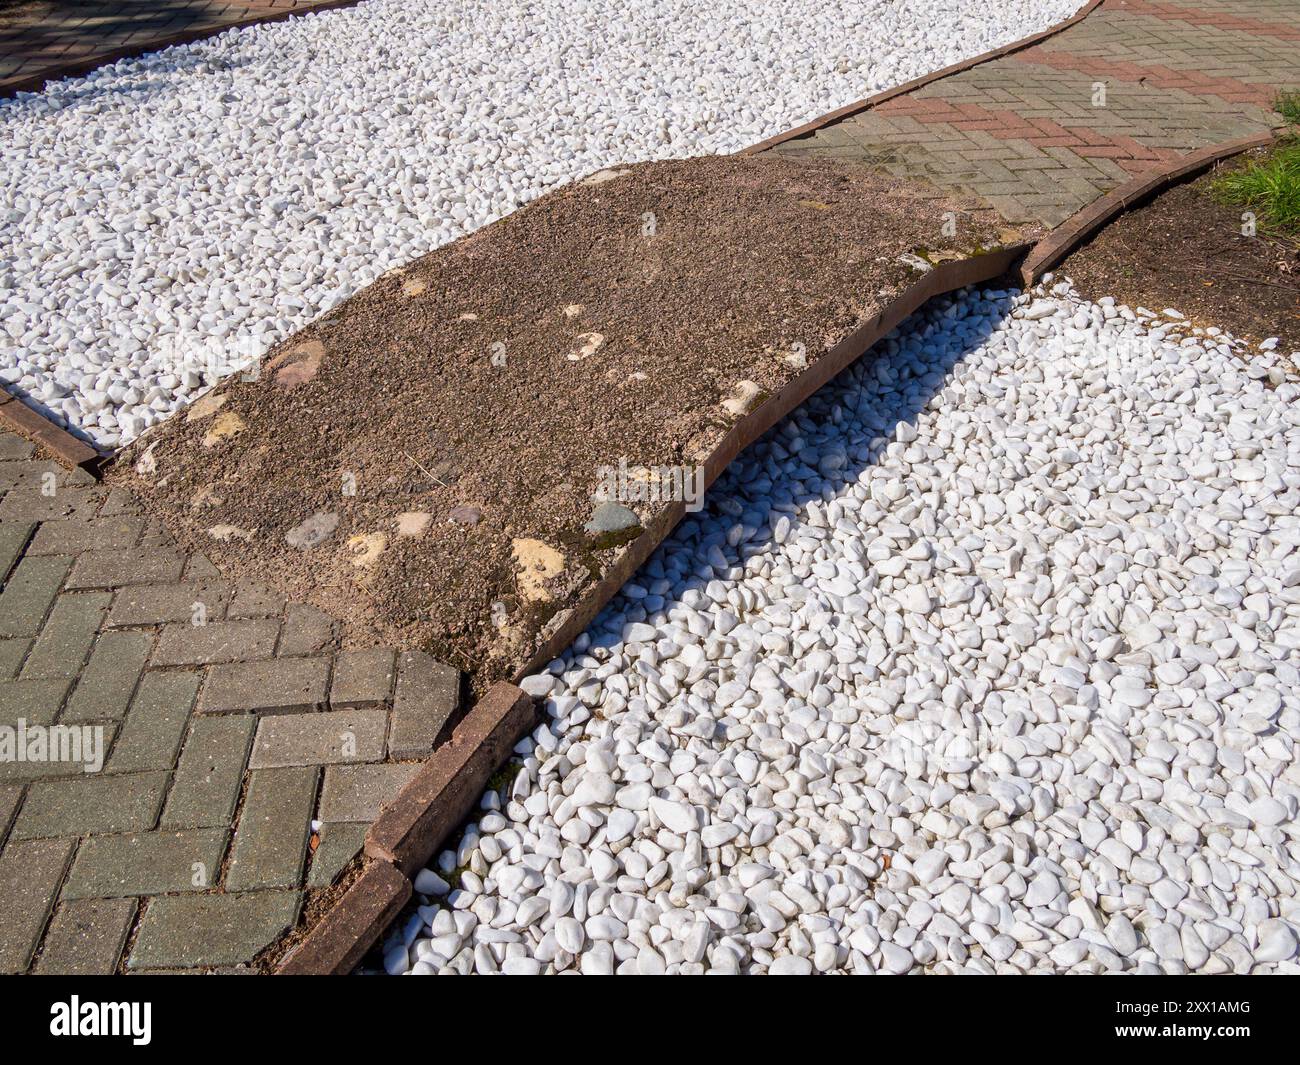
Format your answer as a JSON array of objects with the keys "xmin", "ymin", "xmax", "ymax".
[
  {"xmin": 740, "ymin": 0, "xmax": 1105, "ymax": 157},
  {"xmin": 514, "ymin": 241, "xmax": 1032, "ymax": 684},
  {"xmin": 0, "ymin": 0, "xmax": 366, "ymax": 99},
  {"xmin": 0, "ymin": 389, "xmax": 101, "ymax": 475},
  {"xmin": 275, "ymin": 682, "xmax": 536, "ymax": 974},
  {"xmin": 1019, "ymin": 131, "xmax": 1278, "ymax": 285}
]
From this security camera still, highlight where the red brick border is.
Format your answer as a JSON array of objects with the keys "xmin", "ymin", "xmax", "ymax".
[
  {"xmin": 740, "ymin": 0, "xmax": 1106, "ymax": 157},
  {"xmin": 0, "ymin": 389, "xmax": 101, "ymax": 474}
]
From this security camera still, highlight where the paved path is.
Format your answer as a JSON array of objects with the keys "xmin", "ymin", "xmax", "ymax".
[
  {"xmin": 767, "ymin": 0, "xmax": 1300, "ymax": 226},
  {"xmin": 0, "ymin": 426, "xmax": 461, "ymax": 972},
  {"xmin": 0, "ymin": 0, "xmax": 346, "ymax": 94}
]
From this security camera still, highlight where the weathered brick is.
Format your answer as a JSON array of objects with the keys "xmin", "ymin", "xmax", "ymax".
[
  {"xmin": 63, "ymin": 629, "xmax": 153, "ymax": 722},
  {"xmin": 0, "ymin": 479, "xmax": 99, "ymax": 522},
  {"xmin": 27, "ymin": 515, "xmax": 141, "ymax": 556},
  {"xmin": 160, "ymin": 715, "xmax": 254, "ymax": 829},
  {"xmin": 198, "ymin": 656, "xmax": 329, "ymax": 714},
  {"xmin": 106, "ymin": 669, "xmax": 200, "ymax": 773},
  {"xmin": 13, "ymin": 770, "xmax": 167, "ymax": 838},
  {"xmin": 0, "ymin": 676, "xmax": 68, "ymax": 726},
  {"xmin": 0, "ymin": 638, "xmax": 26, "ymax": 680},
  {"xmin": 63, "ymin": 828, "xmax": 229, "ymax": 899},
  {"xmin": 329, "ymin": 646, "xmax": 396, "ymax": 709},
  {"xmin": 0, "ymin": 722, "xmax": 117, "ymax": 784},
  {"xmin": 226, "ymin": 767, "xmax": 318, "ymax": 891},
  {"xmin": 151, "ymin": 617, "xmax": 278, "ymax": 666},
  {"xmin": 249, "ymin": 708, "xmax": 388, "ymax": 769},
  {"xmin": 0, "ymin": 837, "xmax": 73, "ymax": 973},
  {"xmin": 278, "ymin": 602, "xmax": 336, "ymax": 656},
  {"xmin": 65, "ymin": 547, "xmax": 184, "ymax": 590},
  {"xmin": 129, "ymin": 891, "xmax": 301, "ymax": 970},
  {"xmin": 34, "ymin": 897, "xmax": 136, "ymax": 975},
  {"xmin": 388, "ymin": 652, "xmax": 460, "ymax": 759},
  {"xmin": 226, "ymin": 579, "xmax": 285, "ymax": 619},
  {"xmin": 0, "ymin": 784, "xmax": 20, "ymax": 843},
  {"xmin": 107, "ymin": 580, "xmax": 229, "ymax": 627},
  {"xmin": 19, "ymin": 592, "xmax": 110, "ymax": 679},
  {"xmin": 0, "ymin": 519, "xmax": 33, "ymax": 579},
  {"xmin": 307, "ymin": 822, "xmax": 367, "ymax": 889},
  {"xmin": 0, "ymin": 434, "xmax": 35, "ymax": 461},
  {"xmin": 0, "ymin": 554, "xmax": 71, "ymax": 638},
  {"xmin": 318, "ymin": 763, "xmax": 420, "ymax": 823}
]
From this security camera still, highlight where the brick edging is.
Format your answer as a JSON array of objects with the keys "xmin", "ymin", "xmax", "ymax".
[
  {"xmin": 1020, "ymin": 131, "xmax": 1277, "ymax": 284},
  {"xmin": 0, "ymin": 0, "xmax": 368, "ymax": 99},
  {"xmin": 739, "ymin": 0, "xmax": 1106, "ymax": 157},
  {"xmin": 0, "ymin": 389, "xmax": 102, "ymax": 475},
  {"xmin": 274, "ymin": 682, "xmax": 536, "ymax": 974}
]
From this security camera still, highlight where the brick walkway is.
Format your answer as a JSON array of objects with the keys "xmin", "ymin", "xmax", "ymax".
[
  {"xmin": 766, "ymin": 0, "xmax": 1300, "ymax": 227},
  {"xmin": 0, "ymin": 0, "xmax": 348, "ymax": 94},
  {"xmin": 0, "ymin": 427, "xmax": 463, "ymax": 972}
]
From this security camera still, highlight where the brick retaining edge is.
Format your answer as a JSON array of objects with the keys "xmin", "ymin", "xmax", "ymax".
[
  {"xmin": 0, "ymin": 389, "xmax": 102, "ymax": 475},
  {"xmin": 740, "ymin": 0, "xmax": 1105, "ymax": 157}
]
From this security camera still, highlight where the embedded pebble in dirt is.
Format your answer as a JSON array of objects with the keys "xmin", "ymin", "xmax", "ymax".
[
  {"xmin": 385, "ymin": 283, "xmax": 1300, "ymax": 975},
  {"xmin": 0, "ymin": 0, "xmax": 1080, "ymax": 447}
]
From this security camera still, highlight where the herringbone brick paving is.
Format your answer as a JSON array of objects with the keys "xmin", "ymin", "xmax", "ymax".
[
  {"xmin": 0, "ymin": 428, "xmax": 460, "ymax": 972},
  {"xmin": 769, "ymin": 0, "xmax": 1300, "ymax": 227}
]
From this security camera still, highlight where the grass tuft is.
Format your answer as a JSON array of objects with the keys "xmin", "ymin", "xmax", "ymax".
[
  {"xmin": 1276, "ymin": 90, "xmax": 1300, "ymax": 126},
  {"xmin": 1211, "ymin": 138, "xmax": 1300, "ymax": 239}
]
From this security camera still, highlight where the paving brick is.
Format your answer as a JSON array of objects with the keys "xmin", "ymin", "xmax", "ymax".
[
  {"xmin": 0, "ymin": 676, "xmax": 68, "ymax": 726},
  {"xmin": 329, "ymin": 646, "xmax": 396, "ymax": 708},
  {"xmin": 0, "ymin": 837, "xmax": 73, "ymax": 973},
  {"xmin": 226, "ymin": 766, "xmax": 317, "ymax": 890},
  {"xmin": 27, "ymin": 515, "xmax": 141, "ymax": 555},
  {"xmin": 151, "ymin": 617, "xmax": 279, "ymax": 666},
  {"xmin": 307, "ymin": 822, "xmax": 367, "ymax": 888},
  {"xmin": 34, "ymin": 897, "xmax": 136, "ymax": 975},
  {"xmin": 13, "ymin": 770, "xmax": 168, "ymax": 839},
  {"xmin": 107, "ymin": 580, "xmax": 229, "ymax": 627},
  {"xmin": 389, "ymin": 652, "xmax": 460, "ymax": 759},
  {"xmin": 63, "ymin": 629, "xmax": 153, "ymax": 722},
  {"xmin": 318, "ymin": 763, "xmax": 420, "ymax": 823},
  {"xmin": 128, "ymin": 891, "xmax": 301, "ymax": 970},
  {"xmin": 198, "ymin": 656, "xmax": 329, "ymax": 714},
  {"xmin": 0, "ymin": 722, "xmax": 117, "ymax": 784},
  {"xmin": 160, "ymin": 715, "xmax": 254, "ymax": 829},
  {"xmin": 65, "ymin": 548, "xmax": 185, "ymax": 590},
  {"xmin": 226, "ymin": 579, "xmax": 285, "ymax": 619},
  {"xmin": 0, "ymin": 519, "xmax": 33, "ymax": 580},
  {"xmin": 63, "ymin": 828, "xmax": 229, "ymax": 899},
  {"xmin": 0, "ymin": 435, "xmax": 35, "ymax": 460},
  {"xmin": 0, "ymin": 638, "xmax": 26, "ymax": 680},
  {"xmin": 106, "ymin": 669, "xmax": 200, "ymax": 773},
  {"xmin": 19, "ymin": 592, "xmax": 110, "ymax": 679},
  {"xmin": 249, "ymin": 708, "xmax": 388, "ymax": 769},
  {"xmin": 278, "ymin": 602, "xmax": 336, "ymax": 656},
  {"xmin": 0, "ymin": 554, "xmax": 71, "ymax": 639},
  {"xmin": 0, "ymin": 784, "xmax": 21, "ymax": 843}
]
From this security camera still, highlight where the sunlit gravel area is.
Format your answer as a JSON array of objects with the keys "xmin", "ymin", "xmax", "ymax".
[
  {"xmin": 382, "ymin": 283, "xmax": 1300, "ymax": 975},
  {"xmin": 0, "ymin": 0, "xmax": 1080, "ymax": 447}
]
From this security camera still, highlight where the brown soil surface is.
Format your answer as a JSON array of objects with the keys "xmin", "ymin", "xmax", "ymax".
[
  {"xmin": 108, "ymin": 154, "xmax": 1022, "ymax": 686},
  {"xmin": 1057, "ymin": 148, "xmax": 1300, "ymax": 357}
]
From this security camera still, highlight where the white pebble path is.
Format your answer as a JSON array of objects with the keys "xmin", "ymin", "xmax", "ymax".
[
  {"xmin": 0, "ymin": 0, "xmax": 1080, "ymax": 446},
  {"xmin": 386, "ymin": 284, "xmax": 1300, "ymax": 975}
]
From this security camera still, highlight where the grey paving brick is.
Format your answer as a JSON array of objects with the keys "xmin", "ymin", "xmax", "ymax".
[
  {"xmin": 0, "ymin": 554, "xmax": 71, "ymax": 639},
  {"xmin": 27, "ymin": 515, "xmax": 141, "ymax": 555},
  {"xmin": 63, "ymin": 629, "xmax": 154, "ymax": 722},
  {"xmin": 278, "ymin": 602, "xmax": 336, "ymax": 656},
  {"xmin": 106, "ymin": 670, "xmax": 200, "ymax": 773},
  {"xmin": 0, "ymin": 676, "xmax": 68, "ymax": 726},
  {"xmin": 0, "ymin": 722, "xmax": 117, "ymax": 784},
  {"xmin": 34, "ymin": 897, "xmax": 136, "ymax": 975},
  {"xmin": 0, "ymin": 784, "xmax": 20, "ymax": 844},
  {"xmin": 226, "ymin": 579, "xmax": 285, "ymax": 619},
  {"xmin": 318, "ymin": 763, "xmax": 420, "ymax": 823},
  {"xmin": 226, "ymin": 767, "xmax": 317, "ymax": 891},
  {"xmin": 160, "ymin": 715, "xmax": 254, "ymax": 829},
  {"xmin": 0, "ymin": 638, "xmax": 28, "ymax": 680},
  {"xmin": 19, "ymin": 592, "xmax": 111, "ymax": 679},
  {"xmin": 0, "ymin": 837, "xmax": 73, "ymax": 973},
  {"xmin": 329, "ymin": 646, "xmax": 396, "ymax": 708},
  {"xmin": 151, "ymin": 617, "xmax": 278, "ymax": 666},
  {"xmin": 249, "ymin": 708, "xmax": 388, "ymax": 769},
  {"xmin": 198, "ymin": 656, "xmax": 329, "ymax": 714},
  {"xmin": 13, "ymin": 770, "xmax": 168, "ymax": 839},
  {"xmin": 0, "ymin": 435, "xmax": 35, "ymax": 461},
  {"xmin": 63, "ymin": 828, "xmax": 229, "ymax": 899},
  {"xmin": 307, "ymin": 822, "xmax": 367, "ymax": 889},
  {"xmin": 107, "ymin": 580, "xmax": 229, "ymax": 627},
  {"xmin": 128, "ymin": 891, "xmax": 301, "ymax": 970},
  {"xmin": 65, "ymin": 548, "xmax": 185, "ymax": 590},
  {"xmin": 389, "ymin": 651, "xmax": 460, "ymax": 759},
  {"xmin": 0, "ymin": 519, "xmax": 33, "ymax": 580}
]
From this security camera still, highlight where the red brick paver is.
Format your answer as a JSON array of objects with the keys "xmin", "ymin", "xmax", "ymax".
[{"xmin": 767, "ymin": 0, "xmax": 1300, "ymax": 227}]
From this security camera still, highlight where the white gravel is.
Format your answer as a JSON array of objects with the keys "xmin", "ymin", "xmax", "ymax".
[
  {"xmin": 0, "ymin": 0, "xmax": 1080, "ymax": 447},
  {"xmin": 385, "ymin": 284, "xmax": 1300, "ymax": 975}
]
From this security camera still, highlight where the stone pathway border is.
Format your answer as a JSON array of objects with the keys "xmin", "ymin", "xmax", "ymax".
[{"xmin": 0, "ymin": 0, "xmax": 363, "ymax": 97}]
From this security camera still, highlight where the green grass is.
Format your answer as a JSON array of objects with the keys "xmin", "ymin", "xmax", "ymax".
[
  {"xmin": 1211, "ymin": 138, "xmax": 1300, "ymax": 239},
  {"xmin": 1276, "ymin": 91, "xmax": 1300, "ymax": 126}
]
